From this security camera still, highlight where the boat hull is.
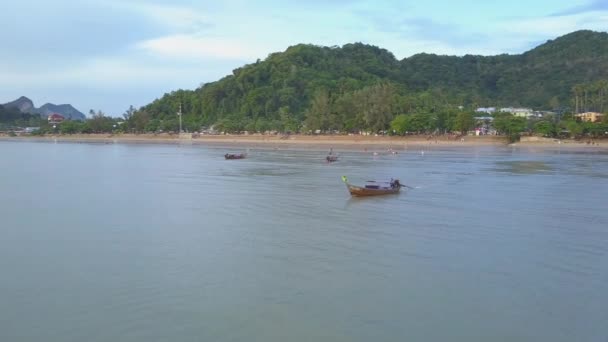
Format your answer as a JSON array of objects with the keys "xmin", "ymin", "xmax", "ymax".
[
  {"xmin": 225, "ymin": 153, "xmax": 246, "ymax": 160},
  {"xmin": 345, "ymin": 183, "xmax": 401, "ymax": 197}
]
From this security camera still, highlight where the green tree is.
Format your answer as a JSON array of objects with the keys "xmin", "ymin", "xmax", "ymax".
[
  {"xmin": 356, "ymin": 83, "xmax": 395, "ymax": 133},
  {"xmin": 436, "ymin": 108, "xmax": 457, "ymax": 133},
  {"xmin": 145, "ymin": 119, "xmax": 161, "ymax": 133},
  {"xmin": 390, "ymin": 114, "xmax": 409, "ymax": 135},
  {"xmin": 409, "ymin": 113, "xmax": 437, "ymax": 133},
  {"xmin": 161, "ymin": 118, "xmax": 179, "ymax": 133},
  {"xmin": 563, "ymin": 120, "xmax": 583, "ymax": 138},
  {"xmin": 453, "ymin": 111, "xmax": 475, "ymax": 134},
  {"xmin": 132, "ymin": 110, "xmax": 150, "ymax": 133},
  {"xmin": 494, "ymin": 114, "xmax": 527, "ymax": 141},
  {"xmin": 60, "ymin": 120, "xmax": 81, "ymax": 134},
  {"xmin": 123, "ymin": 105, "xmax": 136, "ymax": 120},
  {"xmin": 279, "ymin": 106, "xmax": 299, "ymax": 132},
  {"xmin": 304, "ymin": 90, "xmax": 330, "ymax": 132},
  {"xmin": 87, "ymin": 110, "xmax": 114, "ymax": 133},
  {"xmin": 533, "ymin": 120, "xmax": 557, "ymax": 137}
]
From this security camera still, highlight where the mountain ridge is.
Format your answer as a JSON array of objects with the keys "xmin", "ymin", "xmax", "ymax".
[{"xmin": 2, "ymin": 96, "xmax": 86, "ymax": 120}]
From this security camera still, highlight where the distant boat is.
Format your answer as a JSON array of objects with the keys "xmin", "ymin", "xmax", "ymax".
[
  {"xmin": 341, "ymin": 176, "xmax": 402, "ymax": 197},
  {"xmin": 326, "ymin": 147, "xmax": 338, "ymax": 162},
  {"xmin": 225, "ymin": 153, "xmax": 246, "ymax": 160},
  {"xmin": 326, "ymin": 155, "xmax": 339, "ymax": 162}
]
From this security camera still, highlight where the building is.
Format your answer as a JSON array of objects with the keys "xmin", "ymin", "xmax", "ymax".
[
  {"xmin": 24, "ymin": 127, "xmax": 40, "ymax": 133},
  {"xmin": 47, "ymin": 113, "xmax": 65, "ymax": 124},
  {"xmin": 475, "ymin": 107, "xmax": 496, "ymax": 114},
  {"xmin": 474, "ymin": 117, "xmax": 495, "ymax": 135},
  {"xmin": 575, "ymin": 112, "xmax": 604, "ymax": 123},
  {"xmin": 500, "ymin": 107, "xmax": 534, "ymax": 118}
]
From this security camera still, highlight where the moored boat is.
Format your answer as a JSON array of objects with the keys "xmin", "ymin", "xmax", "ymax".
[
  {"xmin": 341, "ymin": 176, "xmax": 402, "ymax": 196},
  {"xmin": 326, "ymin": 147, "xmax": 338, "ymax": 162},
  {"xmin": 225, "ymin": 153, "xmax": 246, "ymax": 160}
]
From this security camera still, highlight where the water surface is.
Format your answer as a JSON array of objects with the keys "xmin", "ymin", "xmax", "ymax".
[{"xmin": 1, "ymin": 141, "xmax": 607, "ymax": 341}]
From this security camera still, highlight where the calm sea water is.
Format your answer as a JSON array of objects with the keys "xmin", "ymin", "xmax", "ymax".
[{"xmin": 1, "ymin": 141, "xmax": 607, "ymax": 342}]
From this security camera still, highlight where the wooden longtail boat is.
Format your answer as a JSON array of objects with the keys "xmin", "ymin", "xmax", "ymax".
[
  {"xmin": 326, "ymin": 147, "xmax": 339, "ymax": 162},
  {"xmin": 225, "ymin": 153, "xmax": 247, "ymax": 160},
  {"xmin": 342, "ymin": 176, "xmax": 402, "ymax": 197},
  {"xmin": 326, "ymin": 155, "xmax": 339, "ymax": 162}
]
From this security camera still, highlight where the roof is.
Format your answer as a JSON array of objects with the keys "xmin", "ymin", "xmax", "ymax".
[
  {"xmin": 48, "ymin": 113, "xmax": 65, "ymax": 119},
  {"xmin": 575, "ymin": 112, "xmax": 604, "ymax": 116}
]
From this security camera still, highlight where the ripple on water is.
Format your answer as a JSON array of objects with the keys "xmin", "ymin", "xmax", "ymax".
[{"xmin": 488, "ymin": 160, "xmax": 554, "ymax": 174}]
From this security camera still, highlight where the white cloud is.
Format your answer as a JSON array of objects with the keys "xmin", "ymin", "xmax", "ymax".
[
  {"xmin": 499, "ymin": 11, "xmax": 608, "ymax": 38},
  {"xmin": 135, "ymin": 34, "xmax": 270, "ymax": 61},
  {"xmin": 0, "ymin": 54, "xmax": 239, "ymax": 114},
  {"xmin": 101, "ymin": 2, "xmax": 213, "ymax": 32},
  {"xmin": 104, "ymin": 2, "xmax": 279, "ymax": 61},
  {"xmin": 1, "ymin": 56, "xmax": 213, "ymax": 89}
]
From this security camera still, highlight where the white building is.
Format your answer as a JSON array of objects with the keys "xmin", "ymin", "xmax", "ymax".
[
  {"xmin": 500, "ymin": 107, "xmax": 534, "ymax": 118},
  {"xmin": 476, "ymin": 107, "xmax": 496, "ymax": 114}
]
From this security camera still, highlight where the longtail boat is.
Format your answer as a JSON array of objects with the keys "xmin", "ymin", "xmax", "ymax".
[
  {"xmin": 326, "ymin": 155, "xmax": 339, "ymax": 162},
  {"xmin": 225, "ymin": 153, "xmax": 247, "ymax": 160},
  {"xmin": 341, "ymin": 176, "xmax": 402, "ymax": 197}
]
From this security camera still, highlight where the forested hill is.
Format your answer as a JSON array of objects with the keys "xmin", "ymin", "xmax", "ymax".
[
  {"xmin": 136, "ymin": 30, "xmax": 608, "ymax": 133},
  {"xmin": 400, "ymin": 30, "xmax": 608, "ymax": 103}
]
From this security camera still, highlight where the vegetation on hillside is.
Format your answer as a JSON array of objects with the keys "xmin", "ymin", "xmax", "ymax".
[{"xmin": 123, "ymin": 30, "xmax": 608, "ymax": 137}]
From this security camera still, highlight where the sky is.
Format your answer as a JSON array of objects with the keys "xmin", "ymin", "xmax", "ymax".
[{"xmin": 1, "ymin": 0, "xmax": 607, "ymax": 116}]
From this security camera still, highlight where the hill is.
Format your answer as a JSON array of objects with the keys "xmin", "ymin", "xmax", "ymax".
[
  {"xmin": 2, "ymin": 96, "xmax": 86, "ymax": 121},
  {"xmin": 134, "ymin": 30, "xmax": 608, "ymax": 133},
  {"xmin": 33, "ymin": 103, "xmax": 86, "ymax": 120},
  {"xmin": 3, "ymin": 96, "xmax": 35, "ymax": 113}
]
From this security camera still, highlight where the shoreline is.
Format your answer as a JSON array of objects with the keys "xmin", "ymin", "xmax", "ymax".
[{"xmin": 1, "ymin": 133, "xmax": 606, "ymax": 151}]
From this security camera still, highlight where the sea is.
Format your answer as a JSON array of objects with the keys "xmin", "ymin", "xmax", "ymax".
[{"xmin": 1, "ymin": 140, "xmax": 607, "ymax": 342}]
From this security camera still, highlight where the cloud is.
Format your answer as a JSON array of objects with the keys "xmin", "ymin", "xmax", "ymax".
[
  {"xmin": 499, "ymin": 11, "xmax": 608, "ymax": 37},
  {"xmin": 106, "ymin": 2, "xmax": 214, "ymax": 33},
  {"xmin": 401, "ymin": 17, "xmax": 489, "ymax": 47},
  {"xmin": 266, "ymin": 0, "xmax": 362, "ymax": 10},
  {"xmin": 0, "ymin": 51, "xmax": 238, "ymax": 93},
  {"xmin": 355, "ymin": 3, "xmax": 608, "ymax": 57},
  {"xmin": 0, "ymin": 54, "xmax": 240, "ymax": 114},
  {"xmin": 480, "ymin": 10, "xmax": 608, "ymax": 55},
  {"xmin": 553, "ymin": 0, "xmax": 608, "ymax": 16},
  {"xmin": 135, "ymin": 34, "xmax": 269, "ymax": 61},
  {"xmin": 111, "ymin": 2, "xmax": 282, "ymax": 60},
  {"xmin": 0, "ymin": 1, "xmax": 163, "ymax": 61},
  {"xmin": 349, "ymin": 10, "xmax": 502, "ymax": 56}
]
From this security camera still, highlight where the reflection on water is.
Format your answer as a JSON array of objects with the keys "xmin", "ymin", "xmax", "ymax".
[
  {"xmin": 490, "ymin": 160, "xmax": 554, "ymax": 174},
  {"xmin": 0, "ymin": 142, "xmax": 607, "ymax": 342}
]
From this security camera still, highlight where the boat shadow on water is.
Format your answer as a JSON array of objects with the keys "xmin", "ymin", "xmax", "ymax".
[{"xmin": 342, "ymin": 192, "xmax": 407, "ymax": 210}]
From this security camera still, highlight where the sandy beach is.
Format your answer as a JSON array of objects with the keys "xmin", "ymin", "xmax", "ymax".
[{"xmin": 1, "ymin": 133, "xmax": 606, "ymax": 151}]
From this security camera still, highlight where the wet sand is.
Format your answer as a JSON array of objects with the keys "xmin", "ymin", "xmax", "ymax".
[{"xmin": 1, "ymin": 133, "xmax": 606, "ymax": 151}]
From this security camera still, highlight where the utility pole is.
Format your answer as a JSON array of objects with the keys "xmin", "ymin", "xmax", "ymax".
[{"xmin": 178, "ymin": 103, "xmax": 182, "ymax": 133}]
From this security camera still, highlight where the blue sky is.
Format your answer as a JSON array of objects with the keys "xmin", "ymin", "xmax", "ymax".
[{"xmin": 1, "ymin": 0, "xmax": 606, "ymax": 116}]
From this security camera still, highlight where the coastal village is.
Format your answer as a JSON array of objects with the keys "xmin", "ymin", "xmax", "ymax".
[
  {"xmin": 2, "ymin": 105, "xmax": 606, "ymax": 142},
  {"xmin": 473, "ymin": 107, "xmax": 605, "ymax": 136}
]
